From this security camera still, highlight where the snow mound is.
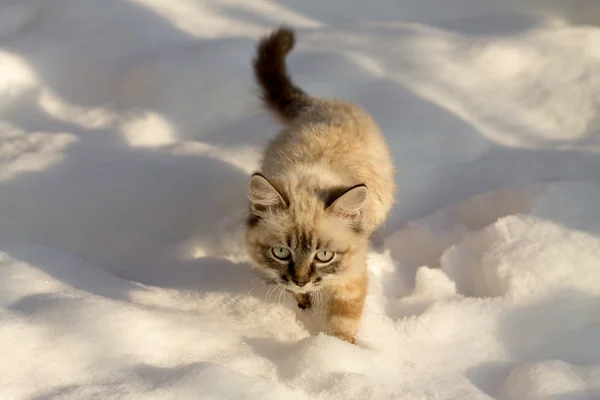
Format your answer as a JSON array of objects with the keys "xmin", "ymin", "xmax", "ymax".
[
  {"xmin": 503, "ymin": 361, "xmax": 600, "ymax": 400},
  {"xmin": 377, "ymin": 181, "xmax": 600, "ymax": 397}
]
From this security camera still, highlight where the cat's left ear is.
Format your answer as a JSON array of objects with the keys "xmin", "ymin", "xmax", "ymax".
[
  {"xmin": 248, "ymin": 173, "xmax": 287, "ymax": 210},
  {"xmin": 327, "ymin": 184, "xmax": 368, "ymax": 219}
]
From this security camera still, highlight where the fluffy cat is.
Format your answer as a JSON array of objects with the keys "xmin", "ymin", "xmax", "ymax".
[{"xmin": 245, "ymin": 26, "xmax": 395, "ymax": 344}]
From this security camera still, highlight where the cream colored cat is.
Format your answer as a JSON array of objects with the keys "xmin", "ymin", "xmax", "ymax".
[{"xmin": 245, "ymin": 26, "xmax": 395, "ymax": 344}]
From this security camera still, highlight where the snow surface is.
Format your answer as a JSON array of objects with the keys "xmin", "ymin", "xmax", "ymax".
[{"xmin": 1, "ymin": 0, "xmax": 600, "ymax": 399}]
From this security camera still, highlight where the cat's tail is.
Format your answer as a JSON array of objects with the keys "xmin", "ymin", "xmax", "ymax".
[{"xmin": 253, "ymin": 26, "xmax": 312, "ymax": 123}]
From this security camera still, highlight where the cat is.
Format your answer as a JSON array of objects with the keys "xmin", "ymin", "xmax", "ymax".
[{"xmin": 245, "ymin": 26, "xmax": 395, "ymax": 344}]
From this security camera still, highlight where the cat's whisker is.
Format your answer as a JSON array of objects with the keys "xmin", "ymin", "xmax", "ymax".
[
  {"xmin": 271, "ymin": 285, "xmax": 281, "ymax": 303},
  {"xmin": 315, "ymin": 290, "xmax": 323, "ymax": 315},
  {"xmin": 282, "ymin": 286, "xmax": 288, "ymax": 305},
  {"xmin": 247, "ymin": 277, "xmax": 270, "ymax": 297},
  {"xmin": 319, "ymin": 289, "xmax": 326, "ymax": 316},
  {"xmin": 277, "ymin": 285, "xmax": 285, "ymax": 307},
  {"xmin": 318, "ymin": 290, "xmax": 323, "ymax": 316},
  {"xmin": 311, "ymin": 290, "xmax": 320, "ymax": 317},
  {"xmin": 251, "ymin": 277, "xmax": 265, "ymax": 286},
  {"xmin": 265, "ymin": 285, "xmax": 277, "ymax": 303}
]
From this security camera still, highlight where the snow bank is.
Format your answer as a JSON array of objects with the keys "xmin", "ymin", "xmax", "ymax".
[
  {"xmin": 3, "ymin": 182, "xmax": 599, "ymax": 399},
  {"xmin": 503, "ymin": 361, "xmax": 600, "ymax": 400},
  {"xmin": 1, "ymin": 0, "xmax": 600, "ymax": 399}
]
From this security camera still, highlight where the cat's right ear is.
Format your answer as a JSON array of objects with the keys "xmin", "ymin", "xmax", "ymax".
[
  {"xmin": 248, "ymin": 173, "xmax": 287, "ymax": 210},
  {"xmin": 327, "ymin": 184, "xmax": 368, "ymax": 219}
]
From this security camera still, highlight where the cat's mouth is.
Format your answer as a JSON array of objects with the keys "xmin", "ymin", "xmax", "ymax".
[
  {"xmin": 282, "ymin": 281, "xmax": 322, "ymax": 294},
  {"xmin": 259, "ymin": 273, "xmax": 323, "ymax": 293}
]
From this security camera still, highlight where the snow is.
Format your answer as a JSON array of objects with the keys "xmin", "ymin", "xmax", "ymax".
[{"xmin": 1, "ymin": 0, "xmax": 600, "ymax": 399}]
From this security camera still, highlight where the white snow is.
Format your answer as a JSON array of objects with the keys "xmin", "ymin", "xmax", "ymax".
[{"xmin": 1, "ymin": 1, "xmax": 600, "ymax": 399}]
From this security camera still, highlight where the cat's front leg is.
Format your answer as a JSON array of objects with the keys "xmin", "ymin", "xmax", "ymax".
[
  {"xmin": 294, "ymin": 292, "xmax": 312, "ymax": 310},
  {"xmin": 326, "ymin": 276, "xmax": 367, "ymax": 344}
]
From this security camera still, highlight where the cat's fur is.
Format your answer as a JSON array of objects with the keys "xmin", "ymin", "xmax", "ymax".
[{"xmin": 245, "ymin": 26, "xmax": 395, "ymax": 344}]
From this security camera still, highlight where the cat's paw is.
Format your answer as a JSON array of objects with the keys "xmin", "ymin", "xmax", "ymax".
[
  {"xmin": 333, "ymin": 332, "xmax": 355, "ymax": 344},
  {"xmin": 295, "ymin": 293, "xmax": 312, "ymax": 310}
]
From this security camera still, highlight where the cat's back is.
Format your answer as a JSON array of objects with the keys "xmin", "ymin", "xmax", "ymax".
[
  {"xmin": 262, "ymin": 99, "xmax": 392, "ymax": 179},
  {"xmin": 261, "ymin": 99, "xmax": 395, "ymax": 230}
]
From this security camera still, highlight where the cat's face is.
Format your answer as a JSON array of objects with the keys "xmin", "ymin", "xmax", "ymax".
[{"xmin": 245, "ymin": 174, "xmax": 368, "ymax": 293}]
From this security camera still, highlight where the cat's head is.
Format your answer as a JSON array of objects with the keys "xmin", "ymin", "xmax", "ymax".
[{"xmin": 244, "ymin": 173, "xmax": 369, "ymax": 293}]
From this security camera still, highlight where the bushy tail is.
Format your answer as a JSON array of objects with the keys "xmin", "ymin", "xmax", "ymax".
[{"xmin": 253, "ymin": 26, "xmax": 312, "ymax": 122}]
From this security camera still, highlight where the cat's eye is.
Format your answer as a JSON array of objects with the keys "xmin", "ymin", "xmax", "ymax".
[
  {"xmin": 271, "ymin": 247, "xmax": 291, "ymax": 260},
  {"xmin": 315, "ymin": 250, "xmax": 334, "ymax": 263}
]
